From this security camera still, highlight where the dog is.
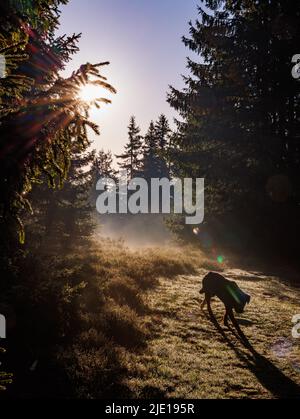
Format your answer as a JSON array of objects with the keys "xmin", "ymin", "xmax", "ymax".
[{"xmin": 200, "ymin": 272, "xmax": 251, "ymax": 328}]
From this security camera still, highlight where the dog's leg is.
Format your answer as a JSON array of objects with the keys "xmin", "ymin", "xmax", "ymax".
[
  {"xmin": 223, "ymin": 307, "xmax": 230, "ymax": 327},
  {"xmin": 206, "ymin": 295, "xmax": 213, "ymax": 316},
  {"xmin": 228, "ymin": 309, "xmax": 243, "ymax": 334},
  {"xmin": 227, "ymin": 309, "xmax": 251, "ymax": 346},
  {"xmin": 201, "ymin": 295, "xmax": 207, "ymax": 311}
]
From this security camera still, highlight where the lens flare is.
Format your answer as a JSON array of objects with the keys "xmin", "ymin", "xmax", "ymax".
[{"xmin": 217, "ymin": 255, "xmax": 224, "ymax": 264}]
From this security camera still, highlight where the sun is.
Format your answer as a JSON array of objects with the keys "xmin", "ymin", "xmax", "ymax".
[{"xmin": 78, "ymin": 83, "xmax": 100, "ymax": 103}]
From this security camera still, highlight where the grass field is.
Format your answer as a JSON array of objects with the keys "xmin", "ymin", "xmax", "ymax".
[
  {"xmin": 2, "ymin": 240, "xmax": 300, "ymax": 399},
  {"xmin": 63, "ymin": 241, "xmax": 300, "ymax": 399}
]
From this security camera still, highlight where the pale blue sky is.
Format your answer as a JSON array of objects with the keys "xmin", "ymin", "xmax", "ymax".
[{"xmin": 58, "ymin": 0, "xmax": 199, "ymax": 156}]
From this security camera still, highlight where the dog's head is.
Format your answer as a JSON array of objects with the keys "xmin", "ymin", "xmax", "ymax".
[
  {"xmin": 228, "ymin": 282, "xmax": 251, "ymax": 313},
  {"xmin": 199, "ymin": 271, "xmax": 214, "ymax": 294},
  {"xmin": 234, "ymin": 292, "xmax": 251, "ymax": 313}
]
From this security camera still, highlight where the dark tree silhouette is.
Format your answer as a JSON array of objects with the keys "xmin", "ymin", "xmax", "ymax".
[
  {"xmin": 142, "ymin": 121, "xmax": 161, "ymax": 179},
  {"xmin": 155, "ymin": 114, "xmax": 171, "ymax": 151},
  {"xmin": 168, "ymin": 0, "xmax": 300, "ymax": 259},
  {"xmin": 0, "ymin": 1, "xmax": 116, "ymax": 243},
  {"xmin": 116, "ymin": 116, "xmax": 143, "ymax": 179}
]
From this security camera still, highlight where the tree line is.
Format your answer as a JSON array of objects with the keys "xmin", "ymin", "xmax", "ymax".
[{"xmin": 115, "ymin": 114, "xmax": 172, "ymax": 180}]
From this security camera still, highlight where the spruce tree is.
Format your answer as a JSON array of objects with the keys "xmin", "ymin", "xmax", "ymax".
[
  {"xmin": 155, "ymin": 114, "xmax": 171, "ymax": 151},
  {"xmin": 0, "ymin": 0, "xmax": 116, "ymax": 243},
  {"xmin": 168, "ymin": 0, "xmax": 300, "ymax": 257},
  {"xmin": 155, "ymin": 114, "xmax": 171, "ymax": 178},
  {"xmin": 93, "ymin": 149, "xmax": 117, "ymax": 179},
  {"xmin": 90, "ymin": 149, "xmax": 117, "ymax": 210},
  {"xmin": 116, "ymin": 116, "xmax": 143, "ymax": 178},
  {"xmin": 57, "ymin": 148, "xmax": 96, "ymax": 246},
  {"xmin": 28, "ymin": 148, "xmax": 96, "ymax": 248},
  {"xmin": 143, "ymin": 121, "xmax": 161, "ymax": 179}
]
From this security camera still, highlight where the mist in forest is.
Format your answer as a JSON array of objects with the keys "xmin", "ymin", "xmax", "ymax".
[{"xmin": 94, "ymin": 214, "xmax": 173, "ymax": 247}]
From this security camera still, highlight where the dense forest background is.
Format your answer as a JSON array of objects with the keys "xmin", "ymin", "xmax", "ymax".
[
  {"xmin": 0, "ymin": 0, "xmax": 300, "ymax": 399},
  {"xmin": 167, "ymin": 0, "xmax": 300, "ymax": 262}
]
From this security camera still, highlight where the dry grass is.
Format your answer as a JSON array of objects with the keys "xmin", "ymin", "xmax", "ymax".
[
  {"xmin": 59, "ymin": 240, "xmax": 300, "ymax": 399},
  {"xmin": 6, "ymin": 238, "xmax": 300, "ymax": 399},
  {"xmin": 55, "ymin": 240, "xmax": 300, "ymax": 399},
  {"xmin": 54, "ymin": 239, "xmax": 207, "ymax": 398}
]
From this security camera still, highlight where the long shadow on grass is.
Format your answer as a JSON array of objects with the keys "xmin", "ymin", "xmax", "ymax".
[{"xmin": 205, "ymin": 310, "xmax": 300, "ymax": 399}]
